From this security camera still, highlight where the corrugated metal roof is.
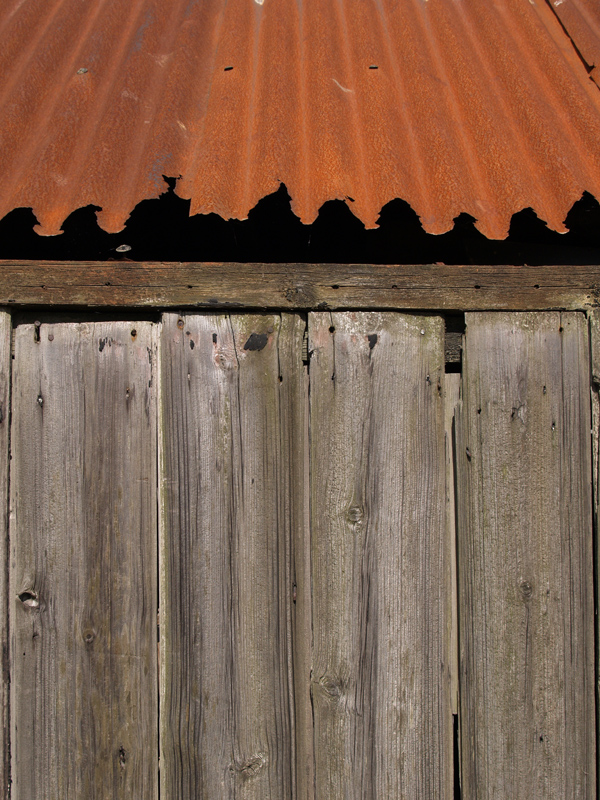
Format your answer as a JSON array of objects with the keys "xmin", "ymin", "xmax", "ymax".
[
  {"xmin": 550, "ymin": 0, "xmax": 600, "ymax": 84},
  {"xmin": 0, "ymin": 0, "xmax": 599, "ymax": 240}
]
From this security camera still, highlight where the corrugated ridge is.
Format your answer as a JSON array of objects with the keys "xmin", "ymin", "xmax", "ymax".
[
  {"xmin": 546, "ymin": 0, "xmax": 600, "ymax": 73},
  {"xmin": 0, "ymin": 0, "xmax": 599, "ymax": 240}
]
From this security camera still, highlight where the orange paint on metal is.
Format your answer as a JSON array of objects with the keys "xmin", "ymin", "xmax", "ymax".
[{"xmin": 0, "ymin": 0, "xmax": 598, "ymax": 239}]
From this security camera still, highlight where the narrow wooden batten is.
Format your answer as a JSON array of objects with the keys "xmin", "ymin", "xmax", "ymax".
[{"xmin": 0, "ymin": 261, "xmax": 598, "ymax": 310}]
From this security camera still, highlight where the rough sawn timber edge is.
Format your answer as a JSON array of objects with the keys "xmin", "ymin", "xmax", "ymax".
[
  {"xmin": 0, "ymin": 262, "xmax": 599, "ymax": 309},
  {"xmin": 0, "ymin": 314, "xmax": 10, "ymax": 800}
]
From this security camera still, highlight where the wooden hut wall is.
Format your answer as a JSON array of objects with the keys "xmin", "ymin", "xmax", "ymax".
[{"xmin": 0, "ymin": 308, "xmax": 597, "ymax": 798}]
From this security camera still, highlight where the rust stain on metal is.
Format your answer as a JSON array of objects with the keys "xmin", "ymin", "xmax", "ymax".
[
  {"xmin": 547, "ymin": 0, "xmax": 600, "ymax": 76},
  {"xmin": 0, "ymin": 0, "xmax": 598, "ymax": 240}
]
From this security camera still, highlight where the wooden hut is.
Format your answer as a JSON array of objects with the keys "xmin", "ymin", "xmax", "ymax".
[{"xmin": 0, "ymin": 1, "xmax": 599, "ymax": 797}]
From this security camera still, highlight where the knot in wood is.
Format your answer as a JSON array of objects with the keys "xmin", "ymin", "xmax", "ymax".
[
  {"xmin": 284, "ymin": 286, "xmax": 300, "ymax": 302},
  {"xmin": 519, "ymin": 580, "xmax": 533, "ymax": 600},
  {"xmin": 18, "ymin": 590, "xmax": 39, "ymax": 608},
  {"xmin": 318, "ymin": 673, "xmax": 343, "ymax": 700},
  {"xmin": 238, "ymin": 753, "xmax": 266, "ymax": 779},
  {"xmin": 511, "ymin": 404, "xmax": 526, "ymax": 424},
  {"xmin": 347, "ymin": 506, "xmax": 364, "ymax": 524},
  {"xmin": 83, "ymin": 628, "xmax": 96, "ymax": 644},
  {"xmin": 285, "ymin": 285, "xmax": 313, "ymax": 304},
  {"xmin": 214, "ymin": 347, "xmax": 237, "ymax": 371}
]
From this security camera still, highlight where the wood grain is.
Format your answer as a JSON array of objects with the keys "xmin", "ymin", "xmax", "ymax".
[
  {"xmin": 282, "ymin": 322, "xmax": 314, "ymax": 800},
  {"xmin": 456, "ymin": 312, "xmax": 595, "ymax": 799},
  {"xmin": 159, "ymin": 312, "xmax": 306, "ymax": 799},
  {"xmin": 10, "ymin": 321, "xmax": 158, "ymax": 800},
  {"xmin": 0, "ymin": 313, "xmax": 11, "ymax": 799},
  {"xmin": 589, "ymin": 309, "xmax": 600, "ymax": 384},
  {"xmin": 444, "ymin": 372, "xmax": 461, "ymax": 717},
  {"xmin": 309, "ymin": 311, "xmax": 452, "ymax": 798},
  {"xmin": 588, "ymin": 309, "xmax": 600, "ymax": 800},
  {"xmin": 0, "ymin": 260, "xmax": 598, "ymax": 310}
]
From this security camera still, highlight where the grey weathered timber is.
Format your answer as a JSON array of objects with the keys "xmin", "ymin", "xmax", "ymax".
[
  {"xmin": 444, "ymin": 372, "xmax": 461, "ymax": 717},
  {"xmin": 589, "ymin": 309, "xmax": 600, "ymax": 384},
  {"xmin": 588, "ymin": 309, "xmax": 600, "ymax": 797},
  {"xmin": 0, "ymin": 260, "xmax": 599, "ymax": 310},
  {"xmin": 160, "ymin": 313, "xmax": 306, "ymax": 799},
  {"xmin": 10, "ymin": 322, "xmax": 158, "ymax": 800},
  {"xmin": 457, "ymin": 312, "xmax": 595, "ymax": 799},
  {"xmin": 0, "ymin": 313, "xmax": 11, "ymax": 799},
  {"xmin": 309, "ymin": 312, "xmax": 452, "ymax": 798},
  {"xmin": 592, "ymin": 384, "xmax": 600, "ymax": 800},
  {"xmin": 286, "ymin": 330, "xmax": 314, "ymax": 800}
]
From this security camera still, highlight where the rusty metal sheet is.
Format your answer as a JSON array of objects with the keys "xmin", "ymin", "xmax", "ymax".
[{"xmin": 0, "ymin": 0, "xmax": 599, "ymax": 240}]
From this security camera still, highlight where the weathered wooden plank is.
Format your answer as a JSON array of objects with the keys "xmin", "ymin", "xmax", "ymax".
[
  {"xmin": 444, "ymin": 372, "xmax": 461, "ymax": 717},
  {"xmin": 0, "ymin": 313, "xmax": 11, "ymax": 799},
  {"xmin": 457, "ymin": 312, "xmax": 595, "ymax": 799},
  {"xmin": 589, "ymin": 309, "xmax": 600, "ymax": 384},
  {"xmin": 588, "ymin": 309, "xmax": 600, "ymax": 798},
  {"xmin": 10, "ymin": 321, "xmax": 158, "ymax": 800},
  {"xmin": 0, "ymin": 260, "xmax": 598, "ymax": 310},
  {"xmin": 592, "ymin": 385, "xmax": 600, "ymax": 800},
  {"xmin": 159, "ymin": 312, "xmax": 306, "ymax": 798},
  {"xmin": 284, "ymin": 326, "xmax": 314, "ymax": 800},
  {"xmin": 309, "ymin": 312, "xmax": 452, "ymax": 798}
]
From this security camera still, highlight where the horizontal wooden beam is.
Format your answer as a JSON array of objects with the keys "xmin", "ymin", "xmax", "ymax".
[{"xmin": 0, "ymin": 261, "xmax": 598, "ymax": 310}]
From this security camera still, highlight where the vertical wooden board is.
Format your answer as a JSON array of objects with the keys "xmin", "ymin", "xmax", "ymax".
[
  {"xmin": 586, "ymin": 309, "xmax": 600, "ymax": 800},
  {"xmin": 0, "ymin": 313, "xmax": 11, "ymax": 799},
  {"xmin": 10, "ymin": 321, "xmax": 158, "ymax": 800},
  {"xmin": 283, "ymin": 324, "xmax": 314, "ymax": 800},
  {"xmin": 309, "ymin": 312, "xmax": 451, "ymax": 799},
  {"xmin": 592, "ymin": 383, "xmax": 600, "ymax": 800},
  {"xmin": 444, "ymin": 372, "xmax": 461, "ymax": 718},
  {"xmin": 160, "ymin": 312, "xmax": 306, "ymax": 799},
  {"xmin": 457, "ymin": 312, "xmax": 595, "ymax": 799},
  {"xmin": 588, "ymin": 309, "xmax": 600, "ymax": 385}
]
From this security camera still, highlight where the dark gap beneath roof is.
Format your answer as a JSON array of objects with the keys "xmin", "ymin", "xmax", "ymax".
[{"xmin": 0, "ymin": 181, "xmax": 599, "ymax": 265}]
